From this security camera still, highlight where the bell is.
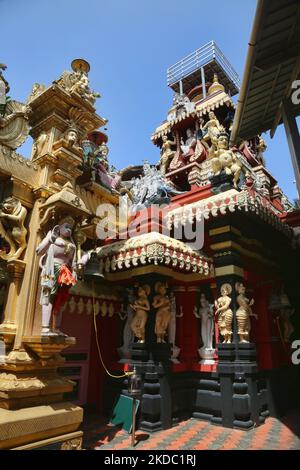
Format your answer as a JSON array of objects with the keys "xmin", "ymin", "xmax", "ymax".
[{"xmin": 84, "ymin": 251, "xmax": 104, "ymax": 283}]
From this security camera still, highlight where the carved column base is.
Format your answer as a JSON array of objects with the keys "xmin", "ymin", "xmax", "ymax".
[
  {"xmin": 0, "ymin": 354, "xmax": 74, "ymax": 410},
  {"xmin": 23, "ymin": 335, "xmax": 76, "ymax": 361},
  {"xmin": 0, "ymin": 342, "xmax": 75, "ymax": 410},
  {"xmin": 0, "ymin": 403, "xmax": 83, "ymax": 449}
]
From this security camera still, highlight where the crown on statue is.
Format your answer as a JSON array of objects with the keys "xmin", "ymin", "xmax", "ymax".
[{"xmin": 58, "ymin": 215, "xmax": 75, "ymax": 228}]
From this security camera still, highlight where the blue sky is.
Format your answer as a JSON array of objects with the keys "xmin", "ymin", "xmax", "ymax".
[{"xmin": 1, "ymin": 0, "xmax": 298, "ymax": 201}]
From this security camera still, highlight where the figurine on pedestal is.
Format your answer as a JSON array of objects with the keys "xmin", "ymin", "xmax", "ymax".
[
  {"xmin": 215, "ymin": 283, "xmax": 233, "ymax": 344},
  {"xmin": 194, "ymin": 293, "xmax": 215, "ymax": 363},
  {"xmin": 130, "ymin": 284, "xmax": 150, "ymax": 343},
  {"xmin": 235, "ymin": 282, "xmax": 257, "ymax": 343},
  {"xmin": 36, "ymin": 216, "xmax": 85, "ymax": 336},
  {"xmin": 153, "ymin": 282, "xmax": 172, "ymax": 343}
]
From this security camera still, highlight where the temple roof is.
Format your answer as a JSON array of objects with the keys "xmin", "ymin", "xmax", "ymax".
[
  {"xmin": 96, "ymin": 232, "xmax": 214, "ymax": 281},
  {"xmin": 166, "ymin": 188, "xmax": 293, "ymax": 238},
  {"xmin": 151, "ymin": 90, "xmax": 233, "ymax": 143}
]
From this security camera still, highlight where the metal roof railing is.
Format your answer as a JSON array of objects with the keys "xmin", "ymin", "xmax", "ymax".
[{"xmin": 167, "ymin": 40, "xmax": 240, "ymax": 93}]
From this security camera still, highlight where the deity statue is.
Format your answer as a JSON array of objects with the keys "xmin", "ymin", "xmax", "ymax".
[
  {"xmin": 36, "ymin": 216, "xmax": 86, "ymax": 336},
  {"xmin": 64, "ymin": 124, "xmax": 80, "ymax": 149},
  {"xmin": 201, "ymin": 111, "xmax": 224, "ymax": 146},
  {"xmin": 32, "ymin": 131, "xmax": 49, "ymax": 159},
  {"xmin": 93, "ymin": 142, "xmax": 121, "ymax": 190},
  {"xmin": 27, "ymin": 83, "xmax": 46, "ymax": 103},
  {"xmin": 235, "ymin": 282, "xmax": 257, "ymax": 343},
  {"xmin": 153, "ymin": 281, "xmax": 172, "ymax": 343},
  {"xmin": 118, "ymin": 289, "xmax": 135, "ymax": 358},
  {"xmin": 210, "ymin": 132, "xmax": 243, "ymax": 188},
  {"xmin": 159, "ymin": 134, "xmax": 176, "ymax": 175},
  {"xmin": 194, "ymin": 293, "xmax": 215, "ymax": 363},
  {"xmin": 55, "ymin": 60, "xmax": 100, "ymax": 105},
  {"xmin": 167, "ymin": 93, "xmax": 195, "ymax": 121},
  {"xmin": 180, "ymin": 128, "xmax": 197, "ymax": 158},
  {"xmin": 130, "ymin": 284, "xmax": 150, "ymax": 343},
  {"xmin": 129, "ymin": 161, "xmax": 182, "ymax": 214},
  {"xmin": 0, "ymin": 197, "xmax": 27, "ymax": 261},
  {"xmin": 214, "ymin": 283, "xmax": 233, "ymax": 343},
  {"xmin": 256, "ymin": 135, "xmax": 267, "ymax": 166},
  {"xmin": 168, "ymin": 291, "xmax": 183, "ymax": 363}
]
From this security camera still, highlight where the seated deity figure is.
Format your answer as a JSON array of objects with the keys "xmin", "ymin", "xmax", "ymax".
[
  {"xmin": 159, "ymin": 134, "xmax": 176, "ymax": 175},
  {"xmin": 214, "ymin": 283, "xmax": 233, "ymax": 344},
  {"xmin": 153, "ymin": 282, "xmax": 172, "ymax": 343},
  {"xmin": 93, "ymin": 143, "xmax": 121, "ymax": 191},
  {"xmin": 130, "ymin": 284, "xmax": 150, "ymax": 343},
  {"xmin": 180, "ymin": 128, "xmax": 197, "ymax": 158},
  {"xmin": 36, "ymin": 216, "xmax": 86, "ymax": 336},
  {"xmin": 236, "ymin": 282, "xmax": 257, "ymax": 343}
]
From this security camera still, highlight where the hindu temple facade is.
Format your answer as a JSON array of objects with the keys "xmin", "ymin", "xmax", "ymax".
[{"xmin": 0, "ymin": 42, "xmax": 299, "ymax": 449}]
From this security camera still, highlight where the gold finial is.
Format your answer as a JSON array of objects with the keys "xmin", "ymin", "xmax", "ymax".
[
  {"xmin": 208, "ymin": 73, "xmax": 225, "ymax": 95},
  {"xmin": 71, "ymin": 58, "xmax": 90, "ymax": 74}
]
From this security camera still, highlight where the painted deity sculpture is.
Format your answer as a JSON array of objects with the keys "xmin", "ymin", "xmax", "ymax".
[
  {"xmin": 36, "ymin": 216, "xmax": 84, "ymax": 336},
  {"xmin": 215, "ymin": 283, "xmax": 233, "ymax": 343},
  {"xmin": 201, "ymin": 111, "xmax": 223, "ymax": 146},
  {"xmin": 153, "ymin": 281, "xmax": 172, "ymax": 343},
  {"xmin": 210, "ymin": 132, "xmax": 243, "ymax": 188},
  {"xmin": 160, "ymin": 134, "xmax": 176, "ymax": 175},
  {"xmin": 180, "ymin": 128, "xmax": 197, "ymax": 158},
  {"xmin": 194, "ymin": 293, "xmax": 215, "ymax": 363},
  {"xmin": 130, "ymin": 284, "xmax": 150, "ymax": 343},
  {"xmin": 235, "ymin": 282, "xmax": 257, "ymax": 343},
  {"xmin": 0, "ymin": 196, "xmax": 27, "ymax": 261}
]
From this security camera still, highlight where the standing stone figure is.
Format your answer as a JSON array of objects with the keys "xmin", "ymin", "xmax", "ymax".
[
  {"xmin": 236, "ymin": 282, "xmax": 257, "ymax": 343},
  {"xmin": 215, "ymin": 283, "xmax": 233, "ymax": 344},
  {"xmin": 130, "ymin": 284, "xmax": 150, "ymax": 343},
  {"xmin": 153, "ymin": 282, "xmax": 172, "ymax": 343},
  {"xmin": 194, "ymin": 293, "xmax": 215, "ymax": 363},
  {"xmin": 36, "ymin": 216, "xmax": 85, "ymax": 336}
]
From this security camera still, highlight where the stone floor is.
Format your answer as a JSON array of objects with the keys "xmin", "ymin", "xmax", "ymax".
[{"xmin": 82, "ymin": 409, "xmax": 300, "ymax": 450}]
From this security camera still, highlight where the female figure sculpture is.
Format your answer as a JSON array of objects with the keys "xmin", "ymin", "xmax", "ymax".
[
  {"xmin": 36, "ymin": 216, "xmax": 83, "ymax": 336},
  {"xmin": 201, "ymin": 111, "xmax": 223, "ymax": 146},
  {"xmin": 130, "ymin": 284, "xmax": 150, "ymax": 343},
  {"xmin": 236, "ymin": 282, "xmax": 257, "ymax": 343},
  {"xmin": 160, "ymin": 134, "xmax": 176, "ymax": 175},
  {"xmin": 215, "ymin": 283, "xmax": 233, "ymax": 343},
  {"xmin": 194, "ymin": 293, "xmax": 215, "ymax": 362},
  {"xmin": 153, "ymin": 282, "xmax": 172, "ymax": 343}
]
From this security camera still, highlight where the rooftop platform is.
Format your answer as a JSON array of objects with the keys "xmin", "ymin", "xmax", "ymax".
[{"xmin": 167, "ymin": 40, "xmax": 240, "ymax": 97}]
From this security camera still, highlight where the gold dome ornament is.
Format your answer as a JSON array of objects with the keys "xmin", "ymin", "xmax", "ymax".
[{"xmin": 208, "ymin": 74, "xmax": 225, "ymax": 95}]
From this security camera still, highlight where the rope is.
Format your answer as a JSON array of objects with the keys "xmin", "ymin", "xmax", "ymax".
[{"xmin": 92, "ymin": 281, "xmax": 131, "ymax": 379}]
